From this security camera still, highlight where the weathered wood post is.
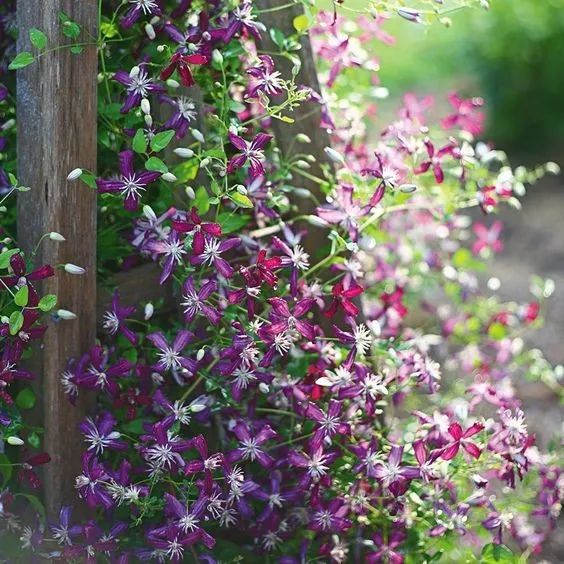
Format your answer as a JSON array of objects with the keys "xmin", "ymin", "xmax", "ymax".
[{"xmin": 16, "ymin": 1, "xmax": 98, "ymax": 516}]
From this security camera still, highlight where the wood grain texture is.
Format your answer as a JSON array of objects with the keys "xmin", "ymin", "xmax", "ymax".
[
  {"xmin": 16, "ymin": 0, "xmax": 98, "ymax": 516},
  {"xmin": 256, "ymin": 0, "xmax": 333, "ymax": 220}
]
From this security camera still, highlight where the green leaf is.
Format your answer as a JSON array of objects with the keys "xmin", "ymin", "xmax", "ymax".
[
  {"xmin": 174, "ymin": 160, "xmax": 199, "ymax": 183},
  {"xmin": 38, "ymin": 294, "xmax": 57, "ymax": 312},
  {"xmin": 133, "ymin": 129, "xmax": 147, "ymax": 154},
  {"xmin": 480, "ymin": 543, "xmax": 516, "ymax": 563},
  {"xmin": 150, "ymin": 130, "xmax": 175, "ymax": 152},
  {"xmin": 194, "ymin": 186, "xmax": 210, "ymax": 215},
  {"xmin": 0, "ymin": 454, "xmax": 13, "ymax": 487},
  {"xmin": 0, "ymin": 249, "xmax": 20, "ymax": 270},
  {"xmin": 8, "ymin": 52, "xmax": 34, "ymax": 71},
  {"xmin": 16, "ymin": 387, "xmax": 36, "ymax": 410},
  {"xmin": 228, "ymin": 191, "xmax": 253, "ymax": 208},
  {"xmin": 122, "ymin": 419, "xmax": 145, "ymax": 435},
  {"xmin": 9, "ymin": 311, "xmax": 24, "ymax": 336},
  {"xmin": 145, "ymin": 157, "xmax": 168, "ymax": 174},
  {"xmin": 269, "ymin": 28, "xmax": 286, "ymax": 49},
  {"xmin": 29, "ymin": 28, "xmax": 47, "ymax": 50},
  {"xmin": 28, "ymin": 432, "xmax": 41, "ymax": 449},
  {"xmin": 62, "ymin": 20, "xmax": 81, "ymax": 39},
  {"xmin": 79, "ymin": 172, "xmax": 97, "ymax": 189},
  {"xmin": 218, "ymin": 213, "xmax": 251, "ymax": 234},
  {"xmin": 70, "ymin": 45, "xmax": 83, "ymax": 55},
  {"xmin": 100, "ymin": 21, "xmax": 119, "ymax": 39},
  {"xmin": 14, "ymin": 285, "xmax": 29, "ymax": 307}
]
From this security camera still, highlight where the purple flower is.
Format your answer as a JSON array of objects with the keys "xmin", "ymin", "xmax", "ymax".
[
  {"xmin": 224, "ymin": 1, "xmax": 263, "ymax": 43},
  {"xmin": 190, "ymin": 236, "xmax": 241, "ymax": 278},
  {"xmin": 145, "ymin": 229, "xmax": 186, "ymax": 284},
  {"xmin": 120, "ymin": 0, "xmax": 162, "ymax": 30},
  {"xmin": 310, "ymin": 498, "xmax": 351, "ymax": 533},
  {"xmin": 96, "ymin": 150, "xmax": 161, "ymax": 210},
  {"xmin": 303, "ymin": 399, "xmax": 350, "ymax": 450},
  {"xmin": 147, "ymin": 330, "xmax": 197, "ymax": 376},
  {"xmin": 414, "ymin": 138, "xmax": 458, "ymax": 184},
  {"xmin": 429, "ymin": 503, "xmax": 471, "ymax": 536},
  {"xmin": 102, "ymin": 290, "xmax": 138, "ymax": 345},
  {"xmin": 172, "ymin": 207, "xmax": 222, "ymax": 255},
  {"xmin": 227, "ymin": 421, "xmax": 277, "ymax": 468},
  {"xmin": 113, "ymin": 67, "xmax": 165, "ymax": 114},
  {"xmin": 366, "ymin": 528, "xmax": 407, "ymax": 564},
  {"xmin": 184, "ymin": 435, "xmax": 223, "ymax": 493},
  {"xmin": 373, "ymin": 445, "xmax": 420, "ymax": 493},
  {"xmin": 181, "ymin": 276, "xmax": 221, "ymax": 325},
  {"xmin": 288, "ymin": 446, "xmax": 338, "ymax": 488},
  {"xmin": 50, "ymin": 506, "xmax": 82, "ymax": 546},
  {"xmin": 160, "ymin": 95, "xmax": 198, "ymax": 139},
  {"xmin": 267, "ymin": 297, "xmax": 316, "ymax": 340},
  {"xmin": 271, "ymin": 235, "xmax": 310, "ymax": 296},
  {"xmin": 247, "ymin": 55, "xmax": 284, "ymax": 98},
  {"xmin": 226, "ymin": 132, "xmax": 272, "ymax": 179},
  {"xmin": 63, "ymin": 521, "xmax": 118, "ymax": 562},
  {"xmin": 140, "ymin": 420, "xmax": 193, "ymax": 474},
  {"xmin": 75, "ymin": 452, "xmax": 114, "ymax": 509},
  {"xmin": 80, "ymin": 412, "xmax": 128, "ymax": 455}
]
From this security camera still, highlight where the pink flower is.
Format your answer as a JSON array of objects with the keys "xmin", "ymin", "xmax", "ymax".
[
  {"xmin": 472, "ymin": 221, "xmax": 503, "ymax": 255},
  {"xmin": 441, "ymin": 92, "xmax": 485, "ymax": 137},
  {"xmin": 441, "ymin": 421, "xmax": 484, "ymax": 460}
]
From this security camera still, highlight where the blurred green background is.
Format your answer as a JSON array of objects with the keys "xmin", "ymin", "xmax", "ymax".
[{"xmin": 318, "ymin": 0, "xmax": 564, "ymax": 161}]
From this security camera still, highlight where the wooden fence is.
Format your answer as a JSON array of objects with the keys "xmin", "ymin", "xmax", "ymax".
[{"xmin": 14, "ymin": 0, "xmax": 331, "ymax": 516}]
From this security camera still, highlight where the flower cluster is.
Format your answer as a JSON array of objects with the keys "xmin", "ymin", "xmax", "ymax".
[{"xmin": 0, "ymin": 1, "xmax": 562, "ymax": 562}]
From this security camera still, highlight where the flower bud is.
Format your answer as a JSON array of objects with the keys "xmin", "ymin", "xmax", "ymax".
[
  {"xmin": 293, "ymin": 188, "xmax": 311, "ymax": 198},
  {"xmin": 16, "ymin": 186, "xmax": 31, "ymax": 192},
  {"xmin": 324, "ymin": 147, "xmax": 345, "ymax": 165},
  {"xmin": 236, "ymin": 185, "xmax": 247, "ymax": 195},
  {"xmin": 191, "ymin": 129, "xmax": 205, "ymax": 143},
  {"xmin": 129, "ymin": 65, "xmax": 141, "ymax": 78},
  {"xmin": 190, "ymin": 402, "xmax": 206, "ymax": 413},
  {"xmin": 212, "ymin": 49, "xmax": 223, "ymax": 65},
  {"xmin": 143, "ymin": 205, "xmax": 157, "ymax": 222},
  {"xmin": 56, "ymin": 309, "xmax": 77, "ymax": 320},
  {"xmin": 144, "ymin": 302, "xmax": 154, "ymax": 320},
  {"xmin": 307, "ymin": 215, "xmax": 330, "ymax": 228},
  {"xmin": 1, "ymin": 119, "xmax": 15, "ymax": 131},
  {"xmin": 174, "ymin": 148, "xmax": 195, "ymax": 159},
  {"xmin": 145, "ymin": 23, "xmax": 156, "ymax": 40},
  {"xmin": 185, "ymin": 186, "xmax": 196, "ymax": 199},
  {"xmin": 398, "ymin": 7, "xmax": 421, "ymax": 22},
  {"xmin": 399, "ymin": 183, "xmax": 417, "ymax": 193},
  {"xmin": 140, "ymin": 98, "xmax": 151, "ymax": 115},
  {"xmin": 6, "ymin": 436, "xmax": 24, "ymax": 446},
  {"xmin": 67, "ymin": 168, "xmax": 83, "ymax": 181},
  {"xmin": 166, "ymin": 79, "xmax": 180, "ymax": 89},
  {"xmin": 296, "ymin": 133, "xmax": 311, "ymax": 143},
  {"xmin": 157, "ymin": 45, "xmax": 165, "ymax": 53},
  {"xmin": 162, "ymin": 172, "xmax": 177, "ymax": 183},
  {"xmin": 49, "ymin": 232, "xmax": 66, "ymax": 242},
  {"xmin": 259, "ymin": 383, "xmax": 270, "ymax": 394},
  {"xmin": 200, "ymin": 158, "xmax": 210, "ymax": 168},
  {"xmin": 64, "ymin": 263, "xmax": 86, "ymax": 275},
  {"xmin": 196, "ymin": 348, "xmax": 206, "ymax": 361},
  {"xmin": 144, "ymin": 114, "xmax": 153, "ymax": 127},
  {"xmin": 294, "ymin": 160, "xmax": 311, "ymax": 169}
]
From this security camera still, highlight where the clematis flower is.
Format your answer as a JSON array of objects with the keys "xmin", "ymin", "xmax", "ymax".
[
  {"xmin": 305, "ymin": 399, "xmax": 350, "ymax": 450},
  {"xmin": 63, "ymin": 522, "xmax": 119, "ymax": 562},
  {"xmin": 441, "ymin": 421, "xmax": 484, "ymax": 460},
  {"xmin": 224, "ymin": 1, "xmax": 263, "ymax": 43},
  {"xmin": 288, "ymin": 445, "xmax": 338, "ymax": 488},
  {"xmin": 180, "ymin": 277, "xmax": 221, "ymax": 325},
  {"xmin": 472, "ymin": 221, "xmax": 503, "ymax": 256},
  {"xmin": 240, "ymin": 249, "xmax": 282, "ymax": 288},
  {"xmin": 367, "ymin": 528, "xmax": 407, "ymax": 564},
  {"xmin": 113, "ymin": 67, "xmax": 165, "ymax": 114},
  {"xmin": 226, "ymin": 421, "xmax": 277, "ymax": 468},
  {"xmin": 310, "ymin": 498, "xmax": 352, "ymax": 533},
  {"xmin": 145, "ymin": 229, "xmax": 186, "ymax": 284},
  {"xmin": 17, "ymin": 452, "xmax": 51, "ymax": 489},
  {"xmin": 190, "ymin": 236, "xmax": 241, "ymax": 279},
  {"xmin": 324, "ymin": 280, "xmax": 364, "ymax": 319},
  {"xmin": 160, "ymin": 53, "xmax": 208, "ymax": 88},
  {"xmin": 120, "ymin": 0, "xmax": 162, "ymax": 29},
  {"xmin": 102, "ymin": 291, "xmax": 138, "ymax": 346},
  {"xmin": 441, "ymin": 92, "xmax": 485, "ymax": 136},
  {"xmin": 172, "ymin": 207, "xmax": 222, "ymax": 255},
  {"xmin": 414, "ymin": 138, "xmax": 458, "ymax": 184},
  {"xmin": 227, "ymin": 132, "xmax": 272, "ymax": 179},
  {"xmin": 271, "ymin": 236, "xmax": 309, "ymax": 296},
  {"xmin": 147, "ymin": 330, "xmax": 197, "ymax": 375},
  {"xmin": 0, "ymin": 252, "xmax": 54, "ymax": 290},
  {"xmin": 50, "ymin": 506, "xmax": 82, "ymax": 546},
  {"xmin": 429, "ymin": 503, "xmax": 471, "ymax": 536},
  {"xmin": 140, "ymin": 420, "xmax": 193, "ymax": 474},
  {"xmin": 184, "ymin": 435, "xmax": 223, "ymax": 493},
  {"xmin": 267, "ymin": 297, "xmax": 316, "ymax": 340},
  {"xmin": 373, "ymin": 445, "xmax": 420, "ymax": 493},
  {"xmin": 80, "ymin": 412, "xmax": 128, "ymax": 455},
  {"xmin": 160, "ymin": 95, "xmax": 198, "ymax": 139},
  {"xmin": 246, "ymin": 55, "xmax": 284, "ymax": 98},
  {"xmin": 75, "ymin": 452, "xmax": 114, "ymax": 509},
  {"xmin": 96, "ymin": 150, "xmax": 161, "ymax": 211}
]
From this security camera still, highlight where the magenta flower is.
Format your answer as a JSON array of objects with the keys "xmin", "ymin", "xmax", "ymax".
[
  {"xmin": 227, "ymin": 421, "xmax": 277, "ymax": 468},
  {"xmin": 309, "ymin": 498, "xmax": 351, "ymax": 533},
  {"xmin": 224, "ymin": 1, "xmax": 263, "ymax": 43},
  {"xmin": 441, "ymin": 421, "xmax": 484, "ymax": 460},
  {"xmin": 147, "ymin": 330, "xmax": 197, "ymax": 375},
  {"xmin": 76, "ymin": 452, "xmax": 114, "ymax": 509},
  {"xmin": 247, "ymin": 55, "xmax": 284, "ymax": 98},
  {"xmin": 366, "ymin": 528, "xmax": 407, "ymax": 564},
  {"xmin": 80, "ymin": 412, "xmax": 128, "ymax": 455},
  {"xmin": 184, "ymin": 435, "xmax": 223, "ymax": 493},
  {"xmin": 102, "ymin": 290, "xmax": 137, "ymax": 346},
  {"xmin": 414, "ymin": 138, "xmax": 458, "ymax": 184},
  {"xmin": 0, "ymin": 252, "xmax": 54, "ymax": 290},
  {"xmin": 145, "ymin": 229, "xmax": 186, "ymax": 284},
  {"xmin": 226, "ymin": 132, "xmax": 272, "ymax": 179},
  {"xmin": 96, "ymin": 150, "xmax": 161, "ymax": 210},
  {"xmin": 288, "ymin": 446, "xmax": 338, "ymax": 488},
  {"xmin": 441, "ymin": 92, "xmax": 485, "ymax": 136},
  {"xmin": 267, "ymin": 297, "xmax": 316, "ymax": 340},
  {"xmin": 180, "ymin": 276, "xmax": 221, "ymax": 325},
  {"xmin": 324, "ymin": 280, "xmax": 364, "ymax": 319},
  {"xmin": 120, "ymin": 0, "xmax": 162, "ymax": 29},
  {"xmin": 172, "ymin": 207, "xmax": 222, "ymax": 255},
  {"xmin": 373, "ymin": 445, "xmax": 420, "ymax": 492},
  {"xmin": 305, "ymin": 399, "xmax": 350, "ymax": 450},
  {"xmin": 240, "ymin": 249, "xmax": 282, "ymax": 288},
  {"xmin": 113, "ymin": 67, "xmax": 165, "ymax": 114},
  {"xmin": 190, "ymin": 236, "xmax": 241, "ymax": 279},
  {"xmin": 472, "ymin": 221, "xmax": 503, "ymax": 255},
  {"xmin": 160, "ymin": 53, "xmax": 208, "ymax": 88}
]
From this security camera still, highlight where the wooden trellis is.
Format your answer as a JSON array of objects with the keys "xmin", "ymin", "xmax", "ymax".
[{"xmin": 15, "ymin": 0, "xmax": 331, "ymax": 517}]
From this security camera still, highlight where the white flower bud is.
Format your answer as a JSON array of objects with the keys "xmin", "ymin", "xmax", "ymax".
[
  {"xmin": 150, "ymin": 16, "xmax": 160, "ymax": 25},
  {"xmin": 293, "ymin": 188, "xmax": 311, "ymax": 198},
  {"xmin": 166, "ymin": 79, "xmax": 180, "ymax": 89},
  {"xmin": 398, "ymin": 7, "xmax": 421, "ymax": 22},
  {"xmin": 294, "ymin": 160, "xmax": 311, "ymax": 169},
  {"xmin": 6, "ymin": 436, "xmax": 24, "ymax": 446},
  {"xmin": 0, "ymin": 316, "xmax": 9, "ymax": 324},
  {"xmin": 64, "ymin": 263, "xmax": 86, "ymax": 275},
  {"xmin": 258, "ymin": 383, "xmax": 270, "ymax": 394},
  {"xmin": 324, "ymin": 147, "xmax": 345, "ymax": 165},
  {"xmin": 129, "ymin": 65, "xmax": 141, "ymax": 78},
  {"xmin": 200, "ymin": 158, "xmax": 210, "ymax": 168},
  {"xmin": 185, "ymin": 186, "xmax": 196, "ymax": 199},
  {"xmin": 143, "ymin": 205, "xmax": 157, "ymax": 221},
  {"xmin": 49, "ymin": 232, "xmax": 66, "ymax": 242},
  {"xmin": 144, "ymin": 302, "xmax": 154, "ymax": 320},
  {"xmin": 67, "ymin": 168, "xmax": 83, "ymax": 181},
  {"xmin": 174, "ymin": 148, "xmax": 195, "ymax": 158},
  {"xmin": 191, "ymin": 129, "xmax": 205, "ymax": 143},
  {"xmin": 236, "ymin": 185, "xmax": 247, "ymax": 195},
  {"xmin": 212, "ymin": 49, "xmax": 223, "ymax": 65},
  {"xmin": 307, "ymin": 215, "xmax": 330, "ymax": 228},
  {"xmin": 16, "ymin": 186, "xmax": 31, "ymax": 192},
  {"xmin": 196, "ymin": 348, "xmax": 206, "ymax": 361},
  {"xmin": 56, "ymin": 309, "xmax": 77, "ymax": 320},
  {"xmin": 296, "ymin": 133, "xmax": 311, "ymax": 143},
  {"xmin": 141, "ymin": 98, "xmax": 151, "ymax": 115},
  {"xmin": 144, "ymin": 114, "xmax": 153, "ymax": 127},
  {"xmin": 157, "ymin": 45, "xmax": 165, "ymax": 53},
  {"xmin": 399, "ymin": 183, "xmax": 417, "ymax": 193},
  {"xmin": 190, "ymin": 402, "xmax": 206, "ymax": 413},
  {"xmin": 162, "ymin": 172, "xmax": 177, "ymax": 183},
  {"xmin": 1, "ymin": 119, "xmax": 15, "ymax": 131},
  {"xmin": 145, "ymin": 23, "xmax": 156, "ymax": 40}
]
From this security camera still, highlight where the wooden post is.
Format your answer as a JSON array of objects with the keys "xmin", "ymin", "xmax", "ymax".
[
  {"xmin": 257, "ymin": 0, "xmax": 333, "ymax": 218},
  {"xmin": 16, "ymin": 1, "xmax": 98, "ymax": 516}
]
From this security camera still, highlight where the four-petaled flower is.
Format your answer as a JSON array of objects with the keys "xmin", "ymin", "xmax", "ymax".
[
  {"xmin": 160, "ymin": 53, "xmax": 208, "ymax": 88},
  {"xmin": 441, "ymin": 421, "xmax": 484, "ymax": 460},
  {"xmin": 227, "ymin": 132, "xmax": 272, "ymax": 179}
]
